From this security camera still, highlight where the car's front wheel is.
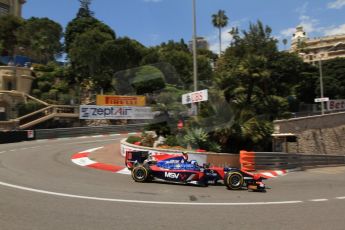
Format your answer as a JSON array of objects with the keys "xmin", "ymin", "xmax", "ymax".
[
  {"xmin": 224, "ymin": 171, "xmax": 244, "ymax": 190},
  {"xmin": 132, "ymin": 165, "xmax": 150, "ymax": 182}
]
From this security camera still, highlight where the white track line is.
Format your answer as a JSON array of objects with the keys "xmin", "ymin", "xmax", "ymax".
[
  {"xmin": 116, "ymin": 168, "xmax": 131, "ymax": 175},
  {"xmin": 309, "ymin": 199, "xmax": 328, "ymax": 202},
  {"xmin": 0, "ymin": 181, "xmax": 303, "ymax": 206}
]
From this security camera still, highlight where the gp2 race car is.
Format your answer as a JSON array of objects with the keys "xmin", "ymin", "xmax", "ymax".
[{"xmin": 125, "ymin": 150, "xmax": 266, "ymax": 192}]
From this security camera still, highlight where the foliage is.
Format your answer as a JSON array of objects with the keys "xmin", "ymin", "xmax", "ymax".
[
  {"xmin": 68, "ymin": 28, "xmax": 115, "ymax": 90},
  {"xmin": 0, "ymin": 15, "xmax": 24, "ymax": 56},
  {"xmin": 145, "ymin": 122, "xmax": 171, "ymax": 137},
  {"xmin": 131, "ymin": 65, "xmax": 166, "ymax": 94},
  {"xmin": 65, "ymin": 15, "xmax": 115, "ymax": 54},
  {"xmin": 212, "ymin": 9, "xmax": 228, "ymax": 55},
  {"xmin": 126, "ymin": 135, "xmax": 142, "ymax": 144},
  {"xmin": 183, "ymin": 127, "xmax": 221, "ymax": 152},
  {"xmin": 164, "ymin": 135, "xmax": 183, "ymax": 147},
  {"xmin": 17, "ymin": 101, "xmax": 45, "ymax": 117},
  {"xmin": 216, "ymin": 21, "xmax": 307, "ymax": 120},
  {"xmin": 16, "ymin": 17, "xmax": 63, "ymax": 63},
  {"xmin": 140, "ymin": 132, "xmax": 156, "ymax": 147},
  {"xmin": 31, "ymin": 62, "xmax": 77, "ymax": 104},
  {"xmin": 159, "ymin": 49, "xmax": 193, "ymax": 88},
  {"xmin": 184, "ymin": 128, "xmax": 209, "ymax": 148},
  {"xmin": 77, "ymin": 0, "xmax": 93, "ymax": 18},
  {"xmin": 320, "ymin": 58, "xmax": 345, "ymax": 99}
]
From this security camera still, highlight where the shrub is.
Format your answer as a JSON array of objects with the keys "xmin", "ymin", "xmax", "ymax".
[
  {"xmin": 17, "ymin": 101, "xmax": 45, "ymax": 117},
  {"xmin": 140, "ymin": 132, "xmax": 156, "ymax": 147},
  {"xmin": 126, "ymin": 135, "xmax": 141, "ymax": 144}
]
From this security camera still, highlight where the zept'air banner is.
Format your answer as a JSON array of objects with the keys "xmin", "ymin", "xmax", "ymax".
[
  {"xmin": 79, "ymin": 105, "xmax": 154, "ymax": 120},
  {"xmin": 96, "ymin": 95, "xmax": 146, "ymax": 106}
]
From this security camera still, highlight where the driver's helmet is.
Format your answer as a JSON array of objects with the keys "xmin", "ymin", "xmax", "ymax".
[
  {"xmin": 190, "ymin": 160, "xmax": 198, "ymax": 166},
  {"xmin": 182, "ymin": 152, "xmax": 188, "ymax": 161}
]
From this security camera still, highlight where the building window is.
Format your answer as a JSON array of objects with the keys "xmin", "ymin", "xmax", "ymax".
[{"xmin": 0, "ymin": 3, "xmax": 9, "ymax": 16}]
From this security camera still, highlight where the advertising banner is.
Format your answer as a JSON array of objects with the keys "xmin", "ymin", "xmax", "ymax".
[
  {"xmin": 327, "ymin": 99, "xmax": 345, "ymax": 111},
  {"xmin": 79, "ymin": 105, "xmax": 154, "ymax": 120},
  {"xmin": 182, "ymin": 89, "xmax": 208, "ymax": 104},
  {"xmin": 96, "ymin": 95, "xmax": 146, "ymax": 106}
]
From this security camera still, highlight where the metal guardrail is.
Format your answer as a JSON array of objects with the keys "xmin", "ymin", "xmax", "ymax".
[
  {"xmin": 34, "ymin": 123, "xmax": 148, "ymax": 140},
  {"xmin": 240, "ymin": 151, "xmax": 345, "ymax": 171}
]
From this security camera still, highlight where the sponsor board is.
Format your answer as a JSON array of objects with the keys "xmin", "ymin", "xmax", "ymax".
[
  {"xmin": 96, "ymin": 95, "xmax": 146, "ymax": 106},
  {"xmin": 182, "ymin": 89, "xmax": 208, "ymax": 104},
  {"xmin": 79, "ymin": 105, "xmax": 153, "ymax": 120},
  {"xmin": 314, "ymin": 97, "xmax": 329, "ymax": 103},
  {"xmin": 327, "ymin": 99, "xmax": 345, "ymax": 111}
]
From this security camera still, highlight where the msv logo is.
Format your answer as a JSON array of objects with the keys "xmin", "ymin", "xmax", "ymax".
[{"xmin": 165, "ymin": 172, "xmax": 179, "ymax": 179}]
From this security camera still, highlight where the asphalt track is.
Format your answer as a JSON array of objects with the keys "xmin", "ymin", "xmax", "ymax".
[{"xmin": 1, "ymin": 136, "xmax": 345, "ymax": 230}]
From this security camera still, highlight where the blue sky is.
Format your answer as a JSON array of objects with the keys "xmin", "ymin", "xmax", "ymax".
[{"xmin": 22, "ymin": 0, "xmax": 345, "ymax": 52}]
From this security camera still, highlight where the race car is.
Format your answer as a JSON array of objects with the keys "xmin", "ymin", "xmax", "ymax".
[{"xmin": 125, "ymin": 150, "xmax": 266, "ymax": 191}]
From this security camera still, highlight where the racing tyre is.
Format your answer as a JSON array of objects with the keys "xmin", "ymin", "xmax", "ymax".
[
  {"xmin": 132, "ymin": 165, "xmax": 150, "ymax": 182},
  {"xmin": 224, "ymin": 172, "xmax": 244, "ymax": 190}
]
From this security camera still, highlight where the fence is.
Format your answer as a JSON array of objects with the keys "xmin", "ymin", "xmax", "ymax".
[{"xmin": 240, "ymin": 150, "xmax": 345, "ymax": 171}]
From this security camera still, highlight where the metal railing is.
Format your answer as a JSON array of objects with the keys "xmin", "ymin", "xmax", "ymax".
[
  {"xmin": 16, "ymin": 105, "xmax": 79, "ymax": 129},
  {"xmin": 240, "ymin": 151, "xmax": 345, "ymax": 171}
]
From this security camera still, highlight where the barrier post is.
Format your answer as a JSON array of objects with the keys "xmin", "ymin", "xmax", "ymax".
[{"xmin": 240, "ymin": 150, "xmax": 255, "ymax": 171}]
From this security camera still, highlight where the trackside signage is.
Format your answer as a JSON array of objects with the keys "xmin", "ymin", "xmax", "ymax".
[
  {"xmin": 96, "ymin": 95, "xmax": 146, "ymax": 106},
  {"xmin": 182, "ymin": 89, "xmax": 208, "ymax": 105},
  {"xmin": 79, "ymin": 105, "xmax": 154, "ymax": 120},
  {"xmin": 327, "ymin": 99, "xmax": 345, "ymax": 111}
]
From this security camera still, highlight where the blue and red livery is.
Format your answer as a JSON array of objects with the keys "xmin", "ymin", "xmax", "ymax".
[{"xmin": 125, "ymin": 151, "xmax": 267, "ymax": 191}]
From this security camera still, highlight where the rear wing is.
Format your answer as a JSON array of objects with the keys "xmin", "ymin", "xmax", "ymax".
[{"xmin": 125, "ymin": 150, "xmax": 149, "ymax": 169}]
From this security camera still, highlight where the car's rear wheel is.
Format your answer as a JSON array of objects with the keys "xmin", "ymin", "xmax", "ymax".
[
  {"xmin": 224, "ymin": 172, "xmax": 244, "ymax": 190},
  {"xmin": 132, "ymin": 165, "xmax": 150, "ymax": 182}
]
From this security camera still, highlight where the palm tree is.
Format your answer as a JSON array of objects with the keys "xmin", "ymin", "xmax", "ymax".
[{"xmin": 212, "ymin": 10, "xmax": 228, "ymax": 57}]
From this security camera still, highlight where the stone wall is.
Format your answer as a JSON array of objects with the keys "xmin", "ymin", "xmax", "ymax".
[
  {"xmin": 298, "ymin": 125, "xmax": 345, "ymax": 154},
  {"xmin": 274, "ymin": 112, "xmax": 345, "ymax": 155}
]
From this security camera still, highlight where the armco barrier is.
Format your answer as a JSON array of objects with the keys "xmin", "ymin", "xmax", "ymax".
[
  {"xmin": 121, "ymin": 139, "xmax": 240, "ymax": 168},
  {"xmin": 240, "ymin": 151, "xmax": 345, "ymax": 171},
  {"xmin": 0, "ymin": 130, "xmax": 35, "ymax": 144},
  {"xmin": 35, "ymin": 123, "xmax": 147, "ymax": 140}
]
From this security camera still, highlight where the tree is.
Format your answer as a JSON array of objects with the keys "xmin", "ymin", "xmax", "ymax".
[
  {"xmin": 68, "ymin": 28, "xmax": 115, "ymax": 89},
  {"xmin": 212, "ymin": 10, "xmax": 228, "ymax": 56},
  {"xmin": 209, "ymin": 21, "xmax": 304, "ymax": 151},
  {"xmin": 0, "ymin": 15, "xmax": 24, "ymax": 56},
  {"xmin": 65, "ymin": 15, "xmax": 115, "ymax": 54},
  {"xmin": 293, "ymin": 58, "xmax": 345, "ymax": 106},
  {"xmin": 77, "ymin": 0, "xmax": 93, "ymax": 18},
  {"xmin": 131, "ymin": 65, "xmax": 166, "ymax": 94},
  {"xmin": 190, "ymin": 90, "xmax": 273, "ymax": 152},
  {"xmin": 65, "ymin": 2, "xmax": 117, "ymax": 90},
  {"xmin": 282, "ymin": 38, "xmax": 288, "ymax": 50},
  {"xmin": 30, "ymin": 62, "xmax": 74, "ymax": 105},
  {"xmin": 17, "ymin": 17, "xmax": 63, "ymax": 63}
]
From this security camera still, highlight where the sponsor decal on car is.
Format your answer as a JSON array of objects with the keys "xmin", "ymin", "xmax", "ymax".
[{"xmin": 165, "ymin": 172, "xmax": 180, "ymax": 179}]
